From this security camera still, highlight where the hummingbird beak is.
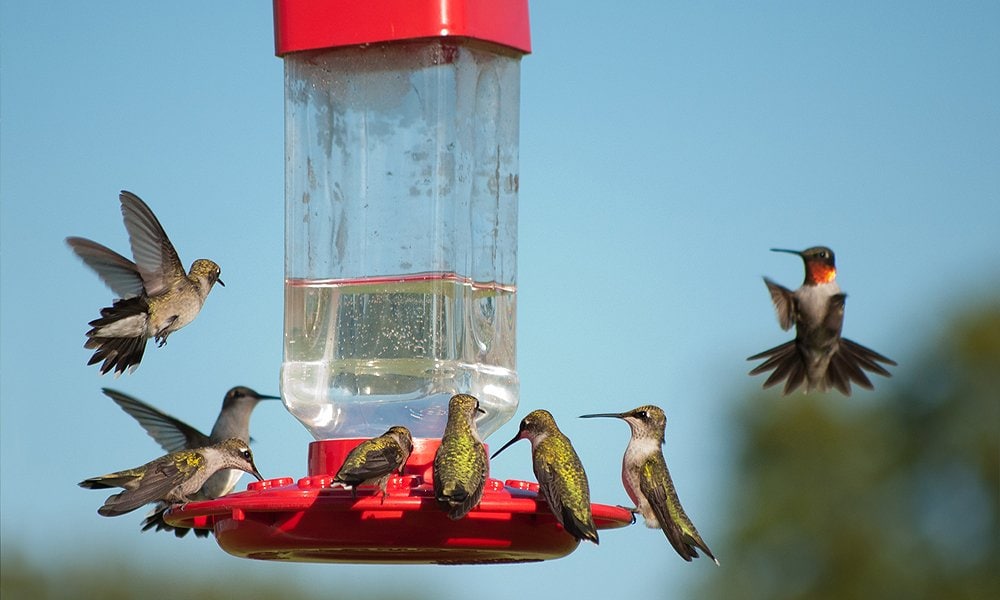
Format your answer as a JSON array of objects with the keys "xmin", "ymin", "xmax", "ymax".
[
  {"xmin": 217, "ymin": 278, "xmax": 226, "ymax": 287},
  {"xmin": 579, "ymin": 412, "xmax": 626, "ymax": 420},
  {"xmin": 475, "ymin": 406, "xmax": 486, "ymax": 415},
  {"xmin": 250, "ymin": 465, "xmax": 265, "ymax": 482},
  {"xmin": 256, "ymin": 393, "xmax": 281, "ymax": 401},
  {"xmin": 770, "ymin": 248, "xmax": 803, "ymax": 256},
  {"xmin": 489, "ymin": 433, "xmax": 522, "ymax": 460}
]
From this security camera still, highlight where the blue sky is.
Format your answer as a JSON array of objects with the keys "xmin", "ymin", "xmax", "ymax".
[{"xmin": 2, "ymin": 1, "xmax": 998, "ymax": 598}]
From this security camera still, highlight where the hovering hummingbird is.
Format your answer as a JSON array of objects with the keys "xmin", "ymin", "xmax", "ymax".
[
  {"xmin": 748, "ymin": 246, "xmax": 897, "ymax": 395},
  {"xmin": 492, "ymin": 409, "xmax": 599, "ymax": 544},
  {"xmin": 67, "ymin": 190, "xmax": 224, "ymax": 376},
  {"xmin": 79, "ymin": 438, "xmax": 263, "ymax": 518},
  {"xmin": 333, "ymin": 426, "xmax": 414, "ymax": 501},
  {"xmin": 102, "ymin": 386, "xmax": 278, "ymax": 537},
  {"xmin": 580, "ymin": 405, "xmax": 718, "ymax": 564},
  {"xmin": 433, "ymin": 394, "xmax": 488, "ymax": 520}
]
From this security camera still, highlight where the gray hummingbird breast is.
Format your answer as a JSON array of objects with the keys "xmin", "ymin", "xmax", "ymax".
[{"xmin": 199, "ymin": 468, "xmax": 244, "ymax": 498}]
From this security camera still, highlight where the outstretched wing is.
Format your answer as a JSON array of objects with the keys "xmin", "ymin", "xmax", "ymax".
[
  {"xmin": 66, "ymin": 236, "xmax": 145, "ymax": 298},
  {"xmin": 103, "ymin": 388, "xmax": 210, "ymax": 452},
  {"xmin": 763, "ymin": 277, "xmax": 797, "ymax": 331},
  {"xmin": 119, "ymin": 191, "xmax": 186, "ymax": 296}
]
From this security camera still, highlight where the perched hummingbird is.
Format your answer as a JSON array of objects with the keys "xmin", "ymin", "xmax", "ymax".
[
  {"xmin": 433, "ymin": 394, "xmax": 488, "ymax": 520},
  {"xmin": 333, "ymin": 426, "xmax": 414, "ymax": 500},
  {"xmin": 102, "ymin": 386, "xmax": 278, "ymax": 537},
  {"xmin": 79, "ymin": 438, "xmax": 263, "ymax": 518},
  {"xmin": 580, "ymin": 405, "xmax": 718, "ymax": 564},
  {"xmin": 67, "ymin": 190, "xmax": 224, "ymax": 376},
  {"xmin": 748, "ymin": 246, "xmax": 897, "ymax": 395},
  {"xmin": 492, "ymin": 410, "xmax": 599, "ymax": 544}
]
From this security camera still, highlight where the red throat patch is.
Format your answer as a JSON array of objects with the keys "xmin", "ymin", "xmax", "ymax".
[{"xmin": 807, "ymin": 263, "xmax": 837, "ymax": 284}]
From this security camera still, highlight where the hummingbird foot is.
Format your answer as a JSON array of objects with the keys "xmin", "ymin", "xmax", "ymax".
[
  {"xmin": 616, "ymin": 505, "xmax": 639, "ymax": 524},
  {"xmin": 153, "ymin": 316, "xmax": 178, "ymax": 347}
]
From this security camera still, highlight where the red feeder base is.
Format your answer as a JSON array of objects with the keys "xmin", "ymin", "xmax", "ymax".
[{"xmin": 165, "ymin": 438, "xmax": 633, "ymax": 564}]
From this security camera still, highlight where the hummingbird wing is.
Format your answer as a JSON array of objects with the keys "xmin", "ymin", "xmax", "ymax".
[
  {"xmin": 763, "ymin": 278, "xmax": 796, "ymax": 331},
  {"xmin": 119, "ymin": 191, "xmax": 186, "ymax": 297},
  {"xmin": 66, "ymin": 237, "xmax": 145, "ymax": 299},
  {"xmin": 534, "ymin": 438, "xmax": 599, "ymax": 544},
  {"xmin": 103, "ymin": 388, "xmax": 211, "ymax": 452},
  {"xmin": 95, "ymin": 457, "xmax": 196, "ymax": 516},
  {"xmin": 334, "ymin": 439, "xmax": 404, "ymax": 485},
  {"xmin": 819, "ymin": 294, "xmax": 897, "ymax": 394},
  {"xmin": 433, "ymin": 441, "xmax": 487, "ymax": 519},
  {"xmin": 638, "ymin": 454, "xmax": 718, "ymax": 564}
]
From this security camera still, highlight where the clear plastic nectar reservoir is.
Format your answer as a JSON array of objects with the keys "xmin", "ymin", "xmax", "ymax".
[{"xmin": 282, "ymin": 40, "xmax": 523, "ymax": 440}]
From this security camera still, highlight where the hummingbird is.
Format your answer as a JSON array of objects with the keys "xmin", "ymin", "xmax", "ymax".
[
  {"xmin": 333, "ymin": 426, "xmax": 414, "ymax": 501},
  {"xmin": 748, "ymin": 246, "xmax": 897, "ymax": 395},
  {"xmin": 433, "ymin": 394, "xmax": 488, "ymax": 520},
  {"xmin": 492, "ymin": 409, "xmax": 599, "ymax": 544},
  {"xmin": 67, "ymin": 190, "xmax": 224, "ymax": 376},
  {"xmin": 79, "ymin": 438, "xmax": 264, "ymax": 518},
  {"xmin": 580, "ymin": 405, "xmax": 718, "ymax": 564},
  {"xmin": 102, "ymin": 386, "xmax": 278, "ymax": 537}
]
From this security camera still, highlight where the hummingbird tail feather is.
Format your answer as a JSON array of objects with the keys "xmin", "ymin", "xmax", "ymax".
[
  {"xmin": 141, "ymin": 503, "xmax": 206, "ymax": 538},
  {"xmin": 561, "ymin": 506, "xmax": 599, "ymax": 544},
  {"xmin": 750, "ymin": 336, "xmax": 895, "ymax": 396},
  {"xmin": 841, "ymin": 338, "xmax": 897, "ymax": 371},
  {"xmin": 85, "ymin": 297, "xmax": 150, "ymax": 375},
  {"xmin": 437, "ymin": 481, "xmax": 484, "ymax": 520},
  {"xmin": 748, "ymin": 340, "xmax": 809, "ymax": 394},
  {"xmin": 86, "ymin": 335, "xmax": 147, "ymax": 375}
]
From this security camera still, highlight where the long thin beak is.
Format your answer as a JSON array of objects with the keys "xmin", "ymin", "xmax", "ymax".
[
  {"xmin": 249, "ymin": 465, "xmax": 264, "ymax": 482},
  {"xmin": 770, "ymin": 248, "xmax": 803, "ymax": 256},
  {"xmin": 475, "ymin": 406, "xmax": 486, "ymax": 415},
  {"xmin": 579, "ymin": 412, "xmax": 625, "ymax": 420},
  {"xmin": 490, "ymin": 434, "xmax": 521, "ymax": 460},
  {"xmin": 217, "ymin": 278, "xmax": 226, "ymax": 287},
  {"xmin": 256, "ymin": 394, "xmax": 281, "ymax": 401}
]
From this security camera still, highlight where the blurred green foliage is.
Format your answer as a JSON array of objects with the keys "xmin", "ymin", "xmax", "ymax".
[
  {"xmin": 698, "ymin": 302, "xmax": 1000, "ymax": 599},
  {"xmin": 1, "ymin": 551, "xmax": 312, "ymax": 600},
  {"xmin": 0, "ymin": 549, "xmax": 431, "ymax": 600}
]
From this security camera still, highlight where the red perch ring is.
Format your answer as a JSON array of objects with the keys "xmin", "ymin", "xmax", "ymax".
[{"xmin": 164, "ymin": 438, "xmax": 633, "ymax": 564}]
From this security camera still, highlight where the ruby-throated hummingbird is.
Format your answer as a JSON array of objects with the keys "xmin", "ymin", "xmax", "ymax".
[
  {"xmin": 333, "ymin": 426, "xmax": 414, "ymax": 500},
  {"xmin": 433, "ymin": 394, "xmax": 488, "ymax": 520},
  {"xmin": 67, "ymin": 190, "xmax": 224, "ymax": 376},
  {"xmin": 492, "ymin": 409, "xmax": 599, "ymax": 544},
  {"xmin": 102, "ymin": 386, "xmax": 277, "ymax": 537},
  {"xmin": 580, "ymin": 405, "xmax": 718, "ymax": 564},
  {"xmin": 748, "ymin": 246, "xmax": 896, "ymax": 395},
  {"xmin": 79, "ymin": 438, "xmax": 263, "ymax": 518}
]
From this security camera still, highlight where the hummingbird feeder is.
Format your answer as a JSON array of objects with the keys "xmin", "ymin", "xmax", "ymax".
[{"xmin": 166, "ymin": 0, "xmax": 632, "ymax": 563}]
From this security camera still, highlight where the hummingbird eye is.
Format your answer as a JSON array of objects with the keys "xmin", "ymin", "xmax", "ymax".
[{"xmin": 242, "ymin": 450, "xmax": 252, "ymax": 460}]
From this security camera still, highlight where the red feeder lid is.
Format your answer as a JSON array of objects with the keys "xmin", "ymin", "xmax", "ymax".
[
  {"xmin": 273, "ymin": 0, "xmax": 532, "ymax": 56},
  {"xmin": 165, "ymin": 438, "xmax": 633, "ymax": 564}
]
